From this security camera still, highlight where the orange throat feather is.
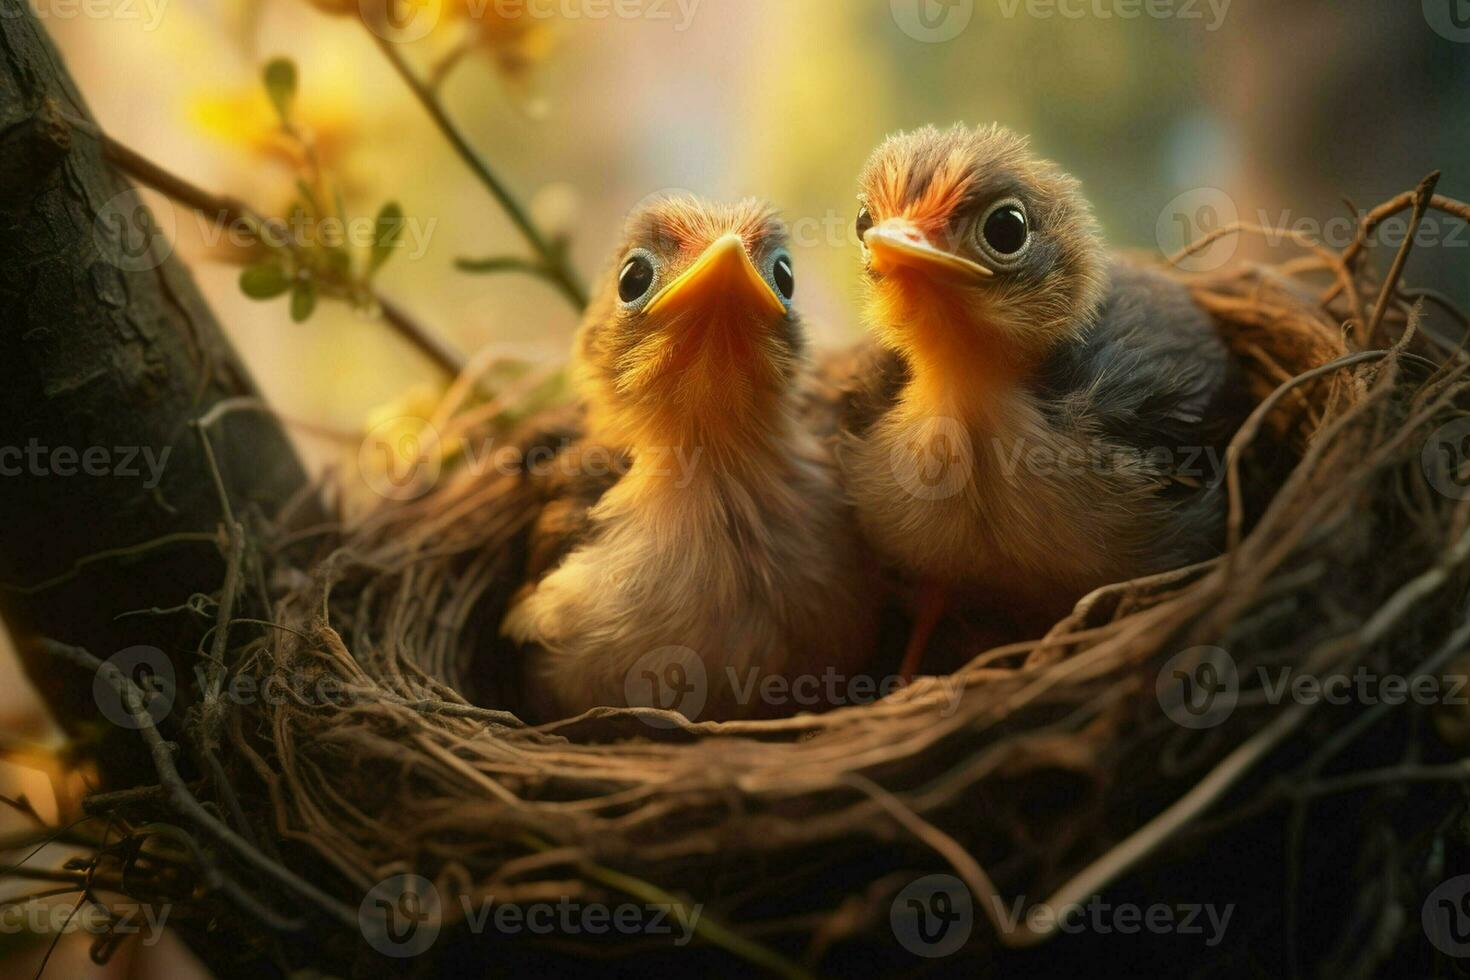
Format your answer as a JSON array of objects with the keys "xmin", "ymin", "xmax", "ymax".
[{"xmin": 868, "ymin": 274, "xmax": 1025, "ymax": 425}]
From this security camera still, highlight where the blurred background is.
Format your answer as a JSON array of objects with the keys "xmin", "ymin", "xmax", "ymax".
[{"xmin": 3, "ymin": 0, "xmax": 1468, "ymax": 971}]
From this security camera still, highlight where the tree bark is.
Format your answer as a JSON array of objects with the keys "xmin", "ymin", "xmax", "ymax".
[{"xmin": 0, "ymin": 3, "xmax": 316, "ymax": 775}]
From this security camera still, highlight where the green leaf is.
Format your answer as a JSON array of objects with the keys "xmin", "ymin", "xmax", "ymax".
[
  {"xmin": 263, "ymin": 58, "xmax": 297, "ymax": 125},
  {"xmin": 290, "ymin": 277, "xmax": 317, "ymax": 322},
  {"xmin": 239, "ymin": 262, "xmax": 292, "ymax": 300},
  {"xmin": 370, "ymin": 201, "xmax": 405, "ymax": 276}
]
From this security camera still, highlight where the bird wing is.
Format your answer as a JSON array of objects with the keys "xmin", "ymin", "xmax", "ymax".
[
  {"xmin": 508, "ymin": 403, "xmax": 627, "ymax": 590},
  {"xmin": 802, "ymin": 337, "xmax": 908, "ymax": 446},
  {"xmin": 1033, "ymin": 259, "xmax": 1253, "ymax": 490}
]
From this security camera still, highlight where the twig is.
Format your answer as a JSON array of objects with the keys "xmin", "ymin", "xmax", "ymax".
[
  {"xmin": 99, "ymin": 134, "xmax": 466, "ymax": 377},
  {"xmin": 1362, "ymin": 172, "xmax": 1439, "ymax": 346},
  {"xmin": 368, "ymin": 32, "xmax": 587, "ymax": 310},
  {"xmin": 42, "ymin": 640, "xmax": 358, "ymax": 929},
  {"xmin": 0, "ymin": 531, "xmax": 220, "ymax": 595},
  {"xmin": 82, "ymin": 786, "xmax": 166, "ymax": 814}
]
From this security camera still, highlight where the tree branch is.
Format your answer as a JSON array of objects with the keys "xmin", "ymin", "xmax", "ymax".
[
  {"xmin": 369, "ymin": 31, "xmax": 588, "ymax": 311},
  {"xmin": 100, "ymin": 134, "xmax": 467, "ymax": 378}
]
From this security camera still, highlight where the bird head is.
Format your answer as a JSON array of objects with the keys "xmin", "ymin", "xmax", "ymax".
[
  {"xmin": 575, "ymin": 195, "xmax": 802, "ymax": 453},
  {"xmin": 856, "ymin": 124, "xmax": 1106, "ymax": 392}
]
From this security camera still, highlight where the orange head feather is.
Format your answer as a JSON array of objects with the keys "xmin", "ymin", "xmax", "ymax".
[
  {"xmin": 575, "ymin": 195, "xmax": 803, "ymax": 457},
  {"xmin": 856, "ymin": 124, "xmax": 1106, "ymax": 401}
]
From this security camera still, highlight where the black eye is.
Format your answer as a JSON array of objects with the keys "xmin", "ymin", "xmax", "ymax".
[
  {"xmin": 772, "ymin": 253, "xmax": 795, "ymax": 300},
  {"xmin": 855, "ymin": 206, "xmax": 874, "ymax": 242},
  {"xmin": 618, "ymin": 254, "xmax": 656, "ymax": 304},
  {"xmin": 981, "ymin": 203, "xmax": 1028, "ymax": 257}
]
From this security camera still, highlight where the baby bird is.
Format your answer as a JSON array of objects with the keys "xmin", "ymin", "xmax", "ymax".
[
  {"xmin": 503, "ymin": 196, "xmax": 876, "ymax": 721},
  {"xmin": 836, "ymin": 124, "xmax": 1250, "ymax": 677}
]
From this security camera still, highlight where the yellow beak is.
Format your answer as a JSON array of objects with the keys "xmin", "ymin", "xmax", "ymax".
[
  {"xmin": 864, "ymin": 218, "xmax": 993, "ymax": 281},
  {"xmin": 644, "ymin": 233, "xmax": 787, "ymax": 317}
]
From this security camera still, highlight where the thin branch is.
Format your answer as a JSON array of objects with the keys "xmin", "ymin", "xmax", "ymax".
[
  {"xmin": 98, "ymin": 134, "xmax": 466, "ymax": 377},
  {"xmin": 369, "ymin": 32, "xmax": 588, "ymax": 310},
  {"xmin": 1363, "ymin": 172, "xmax": 1439, "ymax": 346}
]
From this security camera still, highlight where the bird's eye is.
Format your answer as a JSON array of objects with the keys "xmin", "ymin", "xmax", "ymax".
[
  {"xmin": 771, "ymin": 251, "xmax": 795, "ymax": 301},
  {"xmin": 618, "ymin": 253, "xmax": 656, "ymax": 304},
  {"xmin": 979, "ymin": 200, "xmax": 1029, "ymax": 259},
  {"xmin": 855, "ymin": 206, "xmax": 874, "ymax": 243}
]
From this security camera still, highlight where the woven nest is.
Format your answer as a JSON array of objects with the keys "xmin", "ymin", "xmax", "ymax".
[{"xmin": 66, "ymin": 180, "xmax": 1470, "ymax": 978}]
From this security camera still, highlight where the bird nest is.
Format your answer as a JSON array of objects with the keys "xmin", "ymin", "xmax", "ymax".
[{"xmin": 61, "ymin": 180, "xmax": 1470, "ymax": 977}]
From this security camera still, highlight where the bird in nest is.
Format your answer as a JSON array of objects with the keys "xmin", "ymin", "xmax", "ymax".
[
  {"xmin": 823, "ymin": 123, "xmax": 1253, "ymax": 680},
  {"xmin": 501, "ymin": 196, "xmax": 878, "ymax": 722}
]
